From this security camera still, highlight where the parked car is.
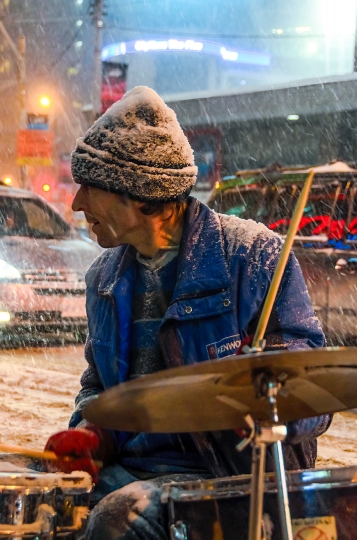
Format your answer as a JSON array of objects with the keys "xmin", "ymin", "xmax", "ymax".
[
  {"xmin": 0, "ymin": 185, "xmax": 102, "ymax": 344},
  {"xmin": 208, "ymin": 161, "xmax": 357, "ymax": 344}
]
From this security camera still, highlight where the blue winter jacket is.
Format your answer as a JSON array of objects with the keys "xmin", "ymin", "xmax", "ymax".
[{"xmin": 70, "ymin": 197, "xmax": 330, "ymax": 476}]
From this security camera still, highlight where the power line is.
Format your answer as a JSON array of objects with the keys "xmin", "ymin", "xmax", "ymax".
[
  {"xmin": 8, "ymin": 16, "xmax": 92, "ymax": 25},
  {"xmin": 45, "ymin": 26, "xmax": 83, "ymax": 75},
  {"xmin": 103, "ymin": 27, "xmax": 354, "ymax": 39}
]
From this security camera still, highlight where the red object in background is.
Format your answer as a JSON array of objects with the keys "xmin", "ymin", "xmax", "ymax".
[
  {"xmin": 31, "ymin": 172, "xmax": 56, "ymax": 203},
  {"xmin": 17, "ymin": 130, "xmax": 52, "ymax": 159},
  {"xmin": 58, "ymin": 154, "xmax": 72, "ymax": 183},
  {"xmin": 101, "ymin": 62, "xmax": 128, "ymax": 114},
  {"xmin": 269, "ymin": 215, "xmax": 357, "ymax": 240},
  {"xmin": 184, "ymin": 128, "xmax": 222, "ymax": 191}
]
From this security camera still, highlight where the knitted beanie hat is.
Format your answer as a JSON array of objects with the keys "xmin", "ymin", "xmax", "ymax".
[{"xmin": 71, "ymin": 86, "xmax": 197, "ymax": 202}]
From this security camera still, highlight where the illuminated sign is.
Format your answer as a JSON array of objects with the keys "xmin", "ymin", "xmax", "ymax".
[
  {"xmin": 102, "ymin": 39, "xmax": 270, "ymax": 67},
  {"xmin": 134, "ymin": 39, "xmax": 203, "ymax": 52},
  {"xmin": 220, "ymin": 47, "xmax": 238, "ymax": 62},
  {"xmin": 17, "ymin": 130, "xmax": 53, "ymax": 166}
]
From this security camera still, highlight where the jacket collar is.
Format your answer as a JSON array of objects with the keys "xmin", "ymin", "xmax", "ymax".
[
  {"xmin": 98, "ymin": 244, "xmax": 137, "ymax": 295},
  {"xmin": 98, "ymin": 197, "xmax": 231, "ymax": 298},
  {"xmin": 173, "ymin": 197, "xmax": 231, "ymax": 300}
]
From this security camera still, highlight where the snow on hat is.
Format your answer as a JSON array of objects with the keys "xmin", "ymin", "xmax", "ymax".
[{"xmin": 71, "ymin": 86, "xmax": 197, "ymax": 202}]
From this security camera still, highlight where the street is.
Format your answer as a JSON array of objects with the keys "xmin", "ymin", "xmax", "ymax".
[
  {"xmin": 0, "ymin": 345, "xmax": 85, "ymax": 448},
  {"xmin": 0, "ymin": 345, "xmax": 355, "ymax": 469}
]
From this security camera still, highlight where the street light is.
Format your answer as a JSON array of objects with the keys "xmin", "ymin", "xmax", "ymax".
[{"xmin": 39, "ymin": 95, "xmax": 51, "ymax": 107}]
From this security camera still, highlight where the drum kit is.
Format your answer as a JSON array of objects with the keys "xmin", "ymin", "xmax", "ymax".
[
  {"xmin": 0, "ymin": 469, "xmax": 92, "ymax": 539},
  {"xmin": 0, "ymin": 170, "xmax": 356, "ymax": 539},
  {"xmin": 0, "ymin": 347, "xmax": 356, "ymax": 539},
  {"xmin": 83, "ymin": 346, "xmax": 357, "ymax": 540}
]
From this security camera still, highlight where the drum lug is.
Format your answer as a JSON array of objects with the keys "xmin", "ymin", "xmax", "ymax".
[{"xmin": 170, "ymin": 520, "xmax": 188, "ymax": 540}]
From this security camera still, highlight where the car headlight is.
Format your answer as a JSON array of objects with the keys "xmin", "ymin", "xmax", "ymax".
[{"xmin": 0, "ymin": 259, "xmax": 21, "ymax": 280}]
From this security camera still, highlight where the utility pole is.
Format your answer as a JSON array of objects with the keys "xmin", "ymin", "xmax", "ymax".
[
  {"xmin": 18, "ymin": 35, "xmax": 26, "ymax": 129},
  {"xmin": 91, "ymin": 0, "xmax": 104, "ymax": 122},
  {"xmin": 18, "ymin": 35, "xmax": 28, "ymax": 189},
  {"xmin": 0, "ymin": 22, "xmax": 28, "ymax": 188}
]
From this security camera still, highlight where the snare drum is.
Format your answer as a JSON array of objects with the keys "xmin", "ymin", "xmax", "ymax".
[
  {"xmin": 0, "ymin": 470, "xmax": 92, "ymax": 539},
  {"xmin": 163, "ymin": 466, "xmax": 357, "ymax": 540}
]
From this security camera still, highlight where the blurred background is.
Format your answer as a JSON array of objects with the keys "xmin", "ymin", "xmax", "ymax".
[
  {"xmin": 0, "ymin": 0, "xmax": 357, "ymax": 468},
  {"xmin": 0, "ymin": 0, "xmax": 357, "ymax": 213}
]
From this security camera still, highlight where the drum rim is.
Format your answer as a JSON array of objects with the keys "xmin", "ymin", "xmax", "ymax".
[
  {"xmin": 0, "ymin": 471, "xmax": 93, "ymax": 492},
  {"xmin": 162, "ymin": 465, "xmax": 357, "ymax": 502}
]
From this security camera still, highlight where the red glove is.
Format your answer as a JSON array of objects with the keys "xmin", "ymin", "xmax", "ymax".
[{"xmin": 44, "ymin": 428, "xmax": 102, "ymax": 482}]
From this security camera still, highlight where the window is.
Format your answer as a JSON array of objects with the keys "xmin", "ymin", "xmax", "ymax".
[{"xmin": 0, "ymin": 196, "xmax": 71, "ymax": 238}]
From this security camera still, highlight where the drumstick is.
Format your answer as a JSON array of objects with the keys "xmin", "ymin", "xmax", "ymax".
[
  {"xmin": 0, "ymin": 442, "xmax": 102, "ymax": 467},
  {"xmin": 252, "ymin": 169, "xmax": 315, "ymax": 350}
]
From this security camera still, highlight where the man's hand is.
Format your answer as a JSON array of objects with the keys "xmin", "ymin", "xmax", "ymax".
[{"xmin": 43, "ymin": 428, "xmax": 102, "ymax": 481}]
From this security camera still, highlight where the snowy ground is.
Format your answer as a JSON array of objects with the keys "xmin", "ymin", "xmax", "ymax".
[
  {"xmin": 0, "ymin": 345, "xmax": 85, "ymax": 448},
  {"xmin": 0, "ymin": 345, "xmax": 355, "ymax": 469}
]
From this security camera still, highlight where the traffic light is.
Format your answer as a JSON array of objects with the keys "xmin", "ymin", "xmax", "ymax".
[{"xmin": 39, "ymin": 95, "xmax": 51, "ymax": 108}]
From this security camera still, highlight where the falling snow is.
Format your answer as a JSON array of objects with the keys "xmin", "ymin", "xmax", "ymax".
[{"xmin": 0, "ymin": 345, "xmax": 353, "ymax": 470}]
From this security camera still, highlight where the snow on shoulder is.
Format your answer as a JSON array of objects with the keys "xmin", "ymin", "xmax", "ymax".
[{"xmin": 218, "ymin": 212, "xmax": 282, "ymax": 262}]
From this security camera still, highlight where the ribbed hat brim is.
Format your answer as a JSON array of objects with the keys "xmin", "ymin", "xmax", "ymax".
[{"xmin": 71, "ymin": 144, "xmax": 197, "ymax": 202}]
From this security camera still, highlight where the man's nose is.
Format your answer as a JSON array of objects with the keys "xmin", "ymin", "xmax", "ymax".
[{"xmin": 72, "ymin": 186, "xmax": 85, "ymax": 212}]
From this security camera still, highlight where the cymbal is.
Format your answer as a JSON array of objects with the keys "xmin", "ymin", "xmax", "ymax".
[{"xmin": 83, "ymin": 347, "xmax": 357, "ymax": 432}]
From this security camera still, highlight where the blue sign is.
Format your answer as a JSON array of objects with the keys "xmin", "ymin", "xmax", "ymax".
[{"xmin": 27, "ymin": 113, "xmax": 49, "ymax": 130}]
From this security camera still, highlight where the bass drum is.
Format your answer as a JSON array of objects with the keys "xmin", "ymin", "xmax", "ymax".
[{"xmin": 162, "ymin": 466, "xmax": 357, "ymax": 540}]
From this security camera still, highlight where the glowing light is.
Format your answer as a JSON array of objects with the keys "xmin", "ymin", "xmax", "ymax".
[
  {"xmin": 102, "ymin": 42, "xmax": 126, "ymax": 60},
  {"xmin": 42, "ymin": 184, "xmax": 51, "ymax": 192},
  {"xmin": 306, "ymin": 41, "xmax": 318, "ymax": 55},
  {"xmin": 287, "ymin": 114, "xmax": 299, "ymax": 121},
  {"xmin": 102, "ymin": 40, "xmax": 271, "ymax": 67},
  {"xmin": 0, "ymin": 312, "xmax": 10, "ymax": 322},
  {"xmin": 75, "ymin": 41, "xmax": 83, "ymax": 48},
  {"xmin": 220, "ymin": 47, "xmax": 239, "ymax": 61},
  {"xmin": 215, "ymin": 181, "xmax": 220, "ymax": 188},
  {"xmin": 76, "ymin": 19, "xmax": 83, "ymax": 27},
  {"xmin": 134, "ymin": 39, "xmax": 203, "ymax": 53},
  {"xmin": 67, "ymin": 67, "xmax": 78, "ymax": 76},
  {"xmin": 39, "ymin": 95, "xmax": 51, "ymax": 107},
  {"xmin": 276, "ymin": 29, "xmax": 283, "ymax": 34},
  {"xmin": 3, "ymin": 177, "xmax": 12, "ymax": 185},
  {"xmin": 76, "ymin": 0, "xmax": 83, "ymax": 4},
  {"xmin": 0, "ymin": 260, "xmax": 21, "ymax": 280},
  {"xmin": 295, "ymin": 26, "xmax": 311, "ymax": 33}
]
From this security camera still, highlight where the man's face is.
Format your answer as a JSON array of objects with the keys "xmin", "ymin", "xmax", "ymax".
[{"xmin": 72, "ymin": 185, "xmax": 144, "ymax": 248}]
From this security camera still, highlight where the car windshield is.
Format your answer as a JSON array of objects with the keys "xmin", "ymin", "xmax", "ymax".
[{"xmin": 0, "ymin": 196, "xmax": 71, "ymax": 239}]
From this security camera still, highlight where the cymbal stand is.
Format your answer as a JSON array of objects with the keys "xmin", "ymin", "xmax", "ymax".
[{"xmin": 237, "ymin": 373, "xmax": 293, "ymax": 540}]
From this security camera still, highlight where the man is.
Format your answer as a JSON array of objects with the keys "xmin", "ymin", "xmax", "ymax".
[{"xmin": 44, "ymin": 86, "xmax": 330, "ymax": 539}]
